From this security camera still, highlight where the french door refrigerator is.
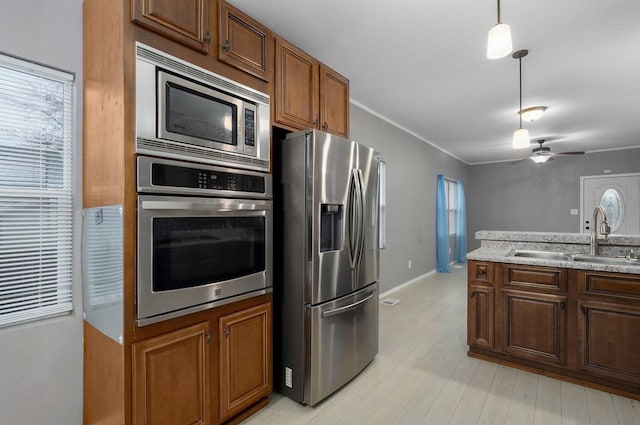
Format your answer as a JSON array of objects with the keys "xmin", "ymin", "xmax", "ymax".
[{"xmin": 275, "ymin": 129, "xmax": 380, "ymax": 406}]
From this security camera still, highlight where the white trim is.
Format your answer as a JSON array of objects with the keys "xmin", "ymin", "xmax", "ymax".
[
  {"xmin": 350, "ymin": 99, "xmax": 469, "ymax": 165},
  {"xmin": 379, "ymin": 269, "xmax": 438, "ymax": 299}
]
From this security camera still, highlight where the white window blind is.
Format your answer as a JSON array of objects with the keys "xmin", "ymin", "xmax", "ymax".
[{"xmin": 0, "ymin": 54, "xmax": 74, "ymax": 328}]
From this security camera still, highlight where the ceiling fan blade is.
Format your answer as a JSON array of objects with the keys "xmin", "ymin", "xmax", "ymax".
[
  {"xmin": 509, "ymin": 157, "xmax": 530, "ymax": 165},
  {"xmin": 555, "ymin": 151, "xmax": 585, "ymax": 155}
]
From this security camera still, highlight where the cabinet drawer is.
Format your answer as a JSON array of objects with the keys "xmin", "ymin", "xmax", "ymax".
[
  {"xmin": 504, "ymin": 265, "xmax": 567, "ymax": 292},
  {"xmin": 468, "ymin": 261, "xmax": 495, "ymax": 285},
  {"xmin": 581, "ymin": 272, "xmax": 640, "ymax": 300}
]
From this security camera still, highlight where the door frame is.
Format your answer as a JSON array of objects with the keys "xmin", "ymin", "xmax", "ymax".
[{"xmin": 579, "ymin": 172, "xmax": 640, "ymax": 233}]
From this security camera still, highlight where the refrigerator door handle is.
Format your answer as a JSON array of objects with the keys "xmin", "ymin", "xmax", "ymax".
[
  {"xmin": 321, "ymin": 292, "xmax": 375, "ymax": 318},
  {"xmin": 355, "ymin": 169, "xmax": 366, "ymax": 268},
  {"xmin": 348, "ymin": 169, "xmax": 360, "ymax": 269}
]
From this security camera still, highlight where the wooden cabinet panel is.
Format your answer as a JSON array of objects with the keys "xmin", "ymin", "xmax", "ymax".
[
  {"xmin": 319, "ymin": 65, "xmax": 349, "ymax": 138},
  {"xmin": 581, "ymin": 272, "xmax": 640, "ymax": 299},
  {"xmin": 132, "ymin": 322, "xmax": 211, "ymax": 425},
  {"xmin": 503, "ymin": 290, "xmax": 567, "ymax": 365},
  {"xmin": 468, "ymin": 285, "xmax": 495, "ymax": 350},
  {"xmin": 132, "ymin": 0, "xmax": 210, "ymax": 53},
  {"xmin": 504, "ymin": 264, "xmax": 567, "ymax": 292},
  {"xmin": 578, "ymin": 299, "xmax": 640, "ymax": 385},
  {"xmin": 275, "ymin": 37, "xmax": 319, "ymax": 131},
  {"xmin": 218, "ymin": 0, "xmax": 271, "ymax": 81},
  {"xmin": 219, "ymin": 302, "xmax": 272, "ymax": 422},
  {"xmin": 469, "ymin": 261, "xmax": 496, "ymax": 284}
]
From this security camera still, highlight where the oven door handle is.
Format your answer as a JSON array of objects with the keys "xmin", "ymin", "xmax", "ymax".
[{"xmin": 140, "ymin": 200, "xmax": 272, "ymax": 212}]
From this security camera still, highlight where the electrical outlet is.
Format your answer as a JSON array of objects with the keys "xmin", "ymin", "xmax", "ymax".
[
  {"xmin": 408, "ymin": 260, "xmax": 412, "ymax": 269},
  {"xmin": 285, "ymin": 367, "xmax": 292, "ymax": 388}
]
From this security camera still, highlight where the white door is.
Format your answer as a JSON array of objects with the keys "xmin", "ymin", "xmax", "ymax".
[{"xmin": 581, "ymin": 174, "xmax": 640, "ymax": 234}]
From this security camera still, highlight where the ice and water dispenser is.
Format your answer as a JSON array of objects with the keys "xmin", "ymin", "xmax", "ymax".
[{"xmin": 320, "ymin": 204, "xmax": 343, "ymax": 251}]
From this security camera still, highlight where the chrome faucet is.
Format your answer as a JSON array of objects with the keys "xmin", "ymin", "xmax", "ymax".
[{"xmin": 590, "ymin": 206, "xmax": 611, "ymax": 255}]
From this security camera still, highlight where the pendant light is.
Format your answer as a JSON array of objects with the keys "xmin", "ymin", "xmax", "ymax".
[
  {"xmin": 512, "ymin": 49, "xmax": 530, "ymax": 149},
  {"xmin": 487, "ymin": 0, "xmax": 513, "ymax": 59}
]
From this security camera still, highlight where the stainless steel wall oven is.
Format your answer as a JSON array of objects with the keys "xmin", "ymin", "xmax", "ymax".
[{"xmin": 136, "ymin": 156, "xmax": 273, "ymax": 326}]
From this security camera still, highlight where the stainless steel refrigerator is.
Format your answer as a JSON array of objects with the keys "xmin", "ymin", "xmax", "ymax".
[{"xmin": 275, "ymin": 129, "xmax": 380, "ymax": 406}]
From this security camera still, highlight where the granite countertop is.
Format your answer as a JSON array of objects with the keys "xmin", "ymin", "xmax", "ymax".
[{"xmin": 468, "ymin": 231, "xmax": 640, "ymax": 275}]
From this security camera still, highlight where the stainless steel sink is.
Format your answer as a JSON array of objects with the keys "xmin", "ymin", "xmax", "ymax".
[
  {"xmin": 510, "ymin": 250, "xmax": 572, "ymax": 261},
  {"xmin": 572, "ymin": 254, "xmax": 639, "ymax": 266}
]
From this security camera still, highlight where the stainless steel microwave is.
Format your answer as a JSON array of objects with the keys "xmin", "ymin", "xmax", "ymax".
[{"xmin": 135, "ymin": 43, "xmax": 270, "ymax": 172}]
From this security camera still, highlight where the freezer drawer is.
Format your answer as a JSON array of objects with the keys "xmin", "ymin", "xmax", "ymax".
[{"xmin": 305, "ymin": 283, "xmax": 379, "ymax": 406}]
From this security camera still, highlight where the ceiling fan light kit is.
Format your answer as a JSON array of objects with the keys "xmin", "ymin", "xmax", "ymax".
[
  {"xmin": 520, "ymin": 106, "xmax": 547, "ymax": 122},
  {"xmin": 487, "ymin": 0, "xmax": 513, "ymax": 59}
]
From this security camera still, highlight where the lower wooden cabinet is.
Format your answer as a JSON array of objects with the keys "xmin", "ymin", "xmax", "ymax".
[
  {"xmin": 578, "ymin": 299, "xmax": 640, "ymax": 385},
  {"xmin": 219, "ymin": 302, "xmax": 272, "ymax": 422},
  {"xmin": 467, "ymin": 284, "xmax": 495, "ymax": 350},
  {"xmin": 131, "ymin": 298, "xmax": 272, "ymax": 425},
  {"xmin": 133, "ymin": 322, "xmax": 211, "ymax": 425},
  {"xmin": 468, "ymin": 260, "xmax": 640, "ymax": 399},
  {"xmin": 503, "ymin": 289, "xmax": 567, "ymax": 365}
]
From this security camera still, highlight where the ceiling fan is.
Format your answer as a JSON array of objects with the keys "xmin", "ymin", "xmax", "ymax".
[{"xmin": 510, "ymin": 139, "xmax": 585, "ymax": 164}]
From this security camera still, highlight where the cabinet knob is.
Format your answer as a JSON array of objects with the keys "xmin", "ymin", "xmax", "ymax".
[
  {"xmin": 224, "ymin": 327, "xmax": 230, "ymax": 336},
  {"xmin": 470, "ymin": 291, "xmax": 477, "ymax": 298},
  {"xmin": 204, "ymin": 31, "xmax": 211, "ymax": 45},
  {"xmin": 322, "ymin": 122, "xmax": 328, "ymax": 131},
  {"xmin": 560, "ymin": 301, "xmax": 566, "ymax": 310},
  {"xmin": 313, "ymin": 118, "xmax": 319, "ymax": 128},
  {"xmin": 223, "ymin": 40, "xmax": 230, "ymax": 52}
]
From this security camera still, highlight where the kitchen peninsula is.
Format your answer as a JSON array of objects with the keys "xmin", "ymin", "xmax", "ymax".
[{"xmin": 467, "ymin": 231, "xmax": 640, "ymax": 400}]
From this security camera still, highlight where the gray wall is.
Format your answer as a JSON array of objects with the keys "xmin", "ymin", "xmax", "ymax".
[
  {"xmin": 350, "ymin": 104, "xmax": 467, "ymax": 294},
  {"xmin": 0, "ymin": 1, "xmax": 83, "ymax": 424},
  {"xmin": 466, "ymin": 148, "xmax": 640, "ymax": 250}
]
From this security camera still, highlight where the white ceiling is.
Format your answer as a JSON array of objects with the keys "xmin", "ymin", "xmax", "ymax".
[{"xmin": 229, "ymin": 0, "xmax": 640, "ymax": 164}]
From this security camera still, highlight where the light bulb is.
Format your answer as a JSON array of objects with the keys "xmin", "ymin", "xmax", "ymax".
[
  {"xmin": 513, "ymin": 128, "xmax": 530, "ymax": 149},
  {"xmin": 531, "ymin": 154, "xmax": 551, "ymax": 164},
  {"xmin": 487, "ymin": 23, "xmax": 513, "ymax": 59}
]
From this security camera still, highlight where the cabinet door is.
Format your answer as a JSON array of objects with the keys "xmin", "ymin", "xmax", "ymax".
[
  {"xmin": 503, "ymin": 289, "xmax": 567, "ymax": 365},
  {"xmin": 578, "ymin": 300, "xmax": 640, "ymax": 385},
  {"xmin": 467, "ymin": 285, "xmax": 495, "ymax": 350},
  {"xmin": 132, "ymin": 322, "xmax": 211, "ymax": 425},
  {"xmin": 275, "ymin": 37, "xmax": 319, "ymax": 131},
  {"xmin": 218, "ymin": 1, "xmax": 271, "ymax": 81},
  {"xmin": 132, "ymin": 0, "xmax": 210, "ymax": 53},
  {"xmin": 219, "ymin": 302, "xmax": 272, "ymax": 422},
  {"xmin": 319, "ymin": 65, "xmax": 349, "ymax": 138}
]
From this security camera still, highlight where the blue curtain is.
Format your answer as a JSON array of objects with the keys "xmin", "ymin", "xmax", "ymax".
[
  {"xmin": 436, "ymin": 174, "xmax": 451, "ymax": 272},
  {"xmin": 455, "ymin": 180, "xmax": 467, "ymax": 263}
]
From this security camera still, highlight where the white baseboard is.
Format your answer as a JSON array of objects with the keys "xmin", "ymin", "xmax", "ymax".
[{"xmin": 379, "ymin": 269, "xmax": 438, "ymax": 299}]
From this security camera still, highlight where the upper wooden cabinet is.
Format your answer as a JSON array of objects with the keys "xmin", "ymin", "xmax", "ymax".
[
  {"xmin": 319, "ymin": 65, "xmax": 350, "ymax": 137},
  {"xmin": 218, "ymin": 1, "xmax": 272, "ymax": 81},
  {"xmin": 131, "ymin": 0, "xmax": 211, "ymax": 53},
  {"xmin": 275, "ymin": 37, "xmax": 349, "ymax": 138}
]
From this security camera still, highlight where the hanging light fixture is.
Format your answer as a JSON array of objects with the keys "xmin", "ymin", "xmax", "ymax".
[
  {"xmin": 512, "ymin": 49, "xmax": 530, "ymax": 149},
  {"xmin": 487, "ymin": 0, "xmax": 513, "ymax": 59},
  {"xmin": 520, "ymin": 106, "xmax": 547, "ymax": 122}
]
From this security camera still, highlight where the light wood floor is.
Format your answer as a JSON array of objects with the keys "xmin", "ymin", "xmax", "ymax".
[{"xmin": 242, "ymin": 266, "xmax": 640, "ymax": 425}]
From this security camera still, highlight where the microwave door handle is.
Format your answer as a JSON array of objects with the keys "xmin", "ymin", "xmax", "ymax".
[{"xmin": 140, "ymin": 200, "xmax": 271, "ymax": 212}]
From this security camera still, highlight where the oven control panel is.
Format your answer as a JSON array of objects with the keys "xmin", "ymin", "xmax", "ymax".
[{"xmin": 137, "ymin": 156, "xmax": 272, "ymax": 199}]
